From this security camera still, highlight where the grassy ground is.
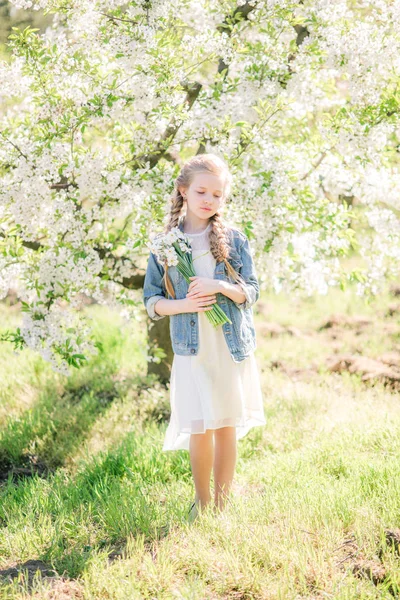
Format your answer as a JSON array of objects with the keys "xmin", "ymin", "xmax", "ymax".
[{"xmin": 0, "ymin": 283, "xmax": 400, "ymax": 599}]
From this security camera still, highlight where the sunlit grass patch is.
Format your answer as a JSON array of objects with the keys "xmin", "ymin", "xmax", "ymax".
[{"xmin": 1, "ymin": 283, "xmax": 400, "ymax": 598}]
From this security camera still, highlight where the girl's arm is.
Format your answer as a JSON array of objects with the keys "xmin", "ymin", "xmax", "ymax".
[
  {"xmin": 143, "ymin": 251, "xmax": 216, "ymax": 319},
  {"xmin": 217, "ymin": 281, "xmax": 246, "ymax": 304},
  {"xmin": 152, "ymin": 297, "xmax": 189, "ymax": 317},
  {"xmin": 186, "ymin": 233, "xmax": 258, "ymax": 309},
  {"xmin": 154, "ymin": 295, "xmax": 217, "ymax": 317}
]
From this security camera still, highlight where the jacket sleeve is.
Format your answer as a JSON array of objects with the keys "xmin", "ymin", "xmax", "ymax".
[
  {"xmin": 234, "ymin": 234, "xmax": 260, "ymax": 311},
  {"xmin": 143, "ymin": 251, "xmax": 167, "ymax": 321}
]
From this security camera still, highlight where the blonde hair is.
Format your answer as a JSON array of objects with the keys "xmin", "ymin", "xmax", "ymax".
[{"xmin": 163, "ymin": 153, "xmax": 243, "ymax": 299}]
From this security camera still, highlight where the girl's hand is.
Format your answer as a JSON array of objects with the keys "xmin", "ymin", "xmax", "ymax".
[
  {"xmin": 187, "ymin": 276, "xmax": 220, "ymax": 298},
  {"xmin": 183, "ymin": 292, "xmax": 217, "ymax": 313}
]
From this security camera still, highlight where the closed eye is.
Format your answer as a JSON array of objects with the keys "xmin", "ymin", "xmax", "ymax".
[{"xmin": 197, "ymin": 192, "xmax": 221, "ymax": 198}]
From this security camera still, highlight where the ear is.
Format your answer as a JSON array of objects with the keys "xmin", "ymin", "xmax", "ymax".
[{"xmin": 178, "ymin": 186, "xmax": 187, "ymax": 200}]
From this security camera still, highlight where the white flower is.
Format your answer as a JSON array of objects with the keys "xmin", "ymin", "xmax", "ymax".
[{"xmin": 148, "ymin": 228, "xmax": 192, "ymax": 267}]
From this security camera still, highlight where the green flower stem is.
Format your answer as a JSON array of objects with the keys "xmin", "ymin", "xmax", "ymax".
[{"xmin": 172, "ymin": 243, "xmax": 232, "ymax": 327}]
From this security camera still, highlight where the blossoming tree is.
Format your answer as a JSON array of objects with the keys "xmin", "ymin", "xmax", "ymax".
[{"xmin": 1, "ymin": 0, "xmax": 399, "ymax": 376}]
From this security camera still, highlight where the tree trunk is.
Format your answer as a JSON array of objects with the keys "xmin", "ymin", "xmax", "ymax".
[{"xmin": 147, "ymin": 316, "xmax": 173, "ymax": 385}]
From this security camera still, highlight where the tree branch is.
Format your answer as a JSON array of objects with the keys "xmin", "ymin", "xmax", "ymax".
[
  {"xmin": 0, "ymin": 131, "xmax": 29, "ymax": 161},
  {"xmin": 300, "ymin": 151, "xmax": 328, "ymax": 180},
  {"xmin": 128, "ymin": 1, "xmax": 258, "ymax": 169},
  {"xmin": 99, "ymin": 12, "xmax": 138, "ymax": 25},
  {"xmin": 0, "ymin": 231, "xmax": 145, "ymax": 289}
]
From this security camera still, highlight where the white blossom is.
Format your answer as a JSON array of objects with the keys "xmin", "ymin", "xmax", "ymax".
[{"xmin": 1, "ymin": 0, "xmax": 399, "ymax": 372}]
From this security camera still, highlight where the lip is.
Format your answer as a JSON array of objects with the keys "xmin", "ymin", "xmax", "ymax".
[{"xmin": 201, "ymin": 207, "xmax": 211, "ymax": 211}]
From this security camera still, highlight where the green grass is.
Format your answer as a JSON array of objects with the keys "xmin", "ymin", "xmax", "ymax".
[{"xmin": 0, "ymin": 284, "xmax": 400, "ymax": 598}]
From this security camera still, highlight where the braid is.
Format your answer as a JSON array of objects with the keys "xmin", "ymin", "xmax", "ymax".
[
  {"xmin": 209, "ymin": 212, "xmax": 230, "ymax": 263},
  {"xmin": 165, "ymin": 188, "xmax": 184, "ymax": 233},
  {"xmin": 209, "ymin": 212, "xmax": 246, "ymax": 285},
  {"xmin": 162, "ymin": 187, "xmax": 185, "ymax": 299}
]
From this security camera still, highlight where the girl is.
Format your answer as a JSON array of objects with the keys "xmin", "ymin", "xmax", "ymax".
[{"xmin": 143, "ymin": 153, "xmax": 266, "ymax": 522}]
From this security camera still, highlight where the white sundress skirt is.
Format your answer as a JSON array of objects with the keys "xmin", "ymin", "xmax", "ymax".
[{"xmin": 162, "ymin": 222, "xmax": 266, "ymax": 452}]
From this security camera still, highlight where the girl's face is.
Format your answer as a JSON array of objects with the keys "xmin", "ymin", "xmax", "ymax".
[{"xmin": 180, "ymin": 171, "xmax": 225, "ymax": 223}]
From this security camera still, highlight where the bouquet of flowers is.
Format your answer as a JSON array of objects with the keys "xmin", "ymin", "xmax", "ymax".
[{"xmin": 148, "ymin": 227, "xmax": 231, "ymax": 327}]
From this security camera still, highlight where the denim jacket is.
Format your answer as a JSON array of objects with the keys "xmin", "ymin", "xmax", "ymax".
[{"xmin": 143, "ymin": 219, "xmax": 260, "ymax": 362}]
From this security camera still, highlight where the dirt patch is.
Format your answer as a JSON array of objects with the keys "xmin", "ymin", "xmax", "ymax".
[
  {"xmin": 319, "ymin": 314, "xmax": 372, "ymax": 331},
  {"xmin": 334, "ymin": 532, "xmax": 398, "ymax": 596},
  {"xmin": 378, "ymin": 352, "xmax": 400, "ymax": 369},
  {"xmin": 333, "ymin": 533, "xmax": 359, "ymax": 567},
  {"xmin": 385, "ymin": 303, "xmax": 400, "ymax": 317},
  {"xmin": 31, "ymin": 579, "xmax": 84, "ymax": 599},
  {"xmin": 0, "ymin": 453, "xmax": 53, "ymax": 485},
  {"xmin": 270, "ymin": 359, "xmax": 318, "ymax": 381},
  {"xmin": 0, "ymin": 560, "xmax": 84, "ymax": 598},
  {"xmin": 0, "ymin": 559, "xmax": 57, "ymax": 583},
  {"xmin": 390, "ymin": 285, "xmax": 400, "ymax": 297},
  {"xmin": 351, "ymin": 559, "xmax": 387, "ymax": 585},
  {"xmin": 379, "ymin": 528, "xmax": 400, "ymax": 558},
  {"xmin": 258, "ymin": 322, "xmax": 312, "ymax": 339},
  {"xmin": 326, "ymin": 354, "xmax": 400, "ymax": 390}
]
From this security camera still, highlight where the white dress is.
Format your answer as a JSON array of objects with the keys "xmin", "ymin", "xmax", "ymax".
[{"xmin": 162, "ymin": 223, "xmax": 266, "ymax": 452}]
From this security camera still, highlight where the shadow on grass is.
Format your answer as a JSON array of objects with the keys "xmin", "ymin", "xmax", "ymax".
[
  {"xmin": 0, "ymin": 300, "xmax": 172, "ymax": 483},
  {"xmin": 0, "ymin": 423, "xmax": 191, "ymax": 587},
  {"xmin": 0, "ymin": 344, "xmax": 169, "ymax": 484}
]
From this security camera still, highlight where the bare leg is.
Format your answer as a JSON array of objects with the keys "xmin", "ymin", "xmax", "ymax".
[
  {"xmin": 189, "ymin": 428, "xmax": 214, "ymax": 509},
  {"xmin": 213, "ymin": 426, "xmax": 237, "ymax": 512}
]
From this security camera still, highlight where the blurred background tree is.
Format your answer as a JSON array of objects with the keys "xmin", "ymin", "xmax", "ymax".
[{"xmin": 1, "ymin": 0, "xmax": 399, "ymax": 381}]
